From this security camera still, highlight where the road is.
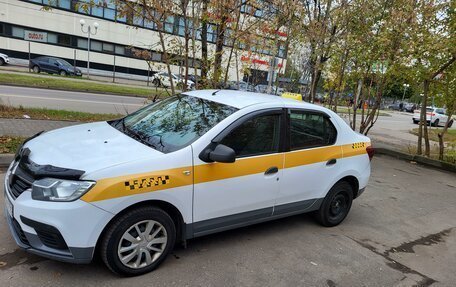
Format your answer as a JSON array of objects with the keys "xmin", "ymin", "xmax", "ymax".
[
  {"xmin": 0, "ymin": 85, "xmax": 147, "ymax": 114},
  {"xmin": 0, "ymin": 155, "xmax": 455, "ymax": 286}
]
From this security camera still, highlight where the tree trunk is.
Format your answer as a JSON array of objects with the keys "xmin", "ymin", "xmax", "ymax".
[
  {"xmin": 423, "ymin": 79, "xmax": 431, "ymax": 157},
  {"xmin": 201, "ymin": 0, "xmax": 209, "ymax": 86},
  {"xmin": 352, "ymin": 79, "xmax": 363, "ymax": 131},
  {"xmin": 158, "ymin": 30, "xmax": 175, "ymax": 96},
  {"xmin": 437, "ymin": 102, "xmax": 455, "ymax": 160},
  {"xmin": 213, "ymin": 16, "xmax": 227, "ymax": 86}
]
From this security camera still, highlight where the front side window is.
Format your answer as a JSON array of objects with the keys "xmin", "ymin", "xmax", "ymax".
[
  {"xmin": 112, "ymin": 95, "xmax": 238, "ymax": 153},
  {"xmin": 220, "ymin": 114, "xmax": 281, "ymax": 158},
  {"xmin": 289, "ymin": 111, "xmax": 337, "ymax": 150}
]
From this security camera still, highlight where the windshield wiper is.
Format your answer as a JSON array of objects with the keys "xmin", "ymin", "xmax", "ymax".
[{"xmin": 122, "ymin": 122, "xmax": 160, "ymax": 150}]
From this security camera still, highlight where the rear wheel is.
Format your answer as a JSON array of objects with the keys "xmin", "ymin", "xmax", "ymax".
[
  {"xmin": 100, "ymin": 206, "xmax": 176, "ymax": 276},
  {"xmin": 32, "ymin": 65, "xmax": 40, "ymax": 73},
  {"xmin": 0, "ymin": 58, "xmax": 4, "ymax": 66},
  {"xmin": 314, "ymin": 181, "xmax": 353, "ymax": 227}
]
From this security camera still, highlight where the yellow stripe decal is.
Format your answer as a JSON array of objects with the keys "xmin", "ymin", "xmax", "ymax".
[{"xmin": 81, "ymin": 142, "xmax": 369, "ymax": 202}]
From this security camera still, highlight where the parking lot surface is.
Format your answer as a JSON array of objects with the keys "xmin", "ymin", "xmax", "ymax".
[{"xmin": 0, "ymin": 155, "xmax": 455, "ymax": 287}]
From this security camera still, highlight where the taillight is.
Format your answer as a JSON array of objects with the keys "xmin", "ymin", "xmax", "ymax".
[
  {"xmin": 366, "ymin": 145, "xmax": 374, "ymax": 161},
  {"xmin": 431, "ymin": 113, "xmax": 435, "ymax": 116}
]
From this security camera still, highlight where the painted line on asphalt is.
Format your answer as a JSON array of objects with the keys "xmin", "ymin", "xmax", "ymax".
[{"xmin": 0, "ymin": 94, "xmax": 145, "ymax": 107}]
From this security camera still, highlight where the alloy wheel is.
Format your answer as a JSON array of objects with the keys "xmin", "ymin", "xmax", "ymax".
[{"xmin": 117, "ymin": 220, "xmax": 168, "ymax": 269}]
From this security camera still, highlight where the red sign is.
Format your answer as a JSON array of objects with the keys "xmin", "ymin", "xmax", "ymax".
[{"xmin": 24, "ymin": 30, "xmax": 48, "ymax": 43}]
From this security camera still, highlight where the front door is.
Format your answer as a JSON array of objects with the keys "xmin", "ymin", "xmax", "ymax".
[{"xmin": 192, "ymin": 110, "xmax": 284, "ymax": 236}]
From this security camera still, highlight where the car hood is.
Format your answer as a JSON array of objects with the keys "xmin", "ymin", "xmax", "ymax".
[{"xmin": 24, "ymin": 121, "xmax": 162, "ymax": 176}]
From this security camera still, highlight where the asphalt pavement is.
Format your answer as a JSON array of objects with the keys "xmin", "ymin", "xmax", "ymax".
[
  {"xmin": 0, "ymin": 85, "xmax": 147, "ymax": 114},
  {"xmin": 0, "ymin": 155, "xmax": 455, "ymax": 286}
]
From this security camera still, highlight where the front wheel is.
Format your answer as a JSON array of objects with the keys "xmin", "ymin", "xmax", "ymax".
[
  {"xmin": 314, "ymin": 181, "xmax": 353, "ymax": 227},
  {"xmin": 100, "ymin": 206, "xmax": 176, "ymax": 276},
  {"xmin": 433, "ymin": 119, "xmax": 439, "ymax": 127},
  {"xmin": 413, "ymin": 119, "xmax": 419, "ymax": 124},
  {"xmin": 59, "ymin": 70, "xmax": 67, "ymax": 76},
  {"xmin": 448, "ymin": 120, "xmax": 453, "ymax": 128},
  {"xmin": 152, "ymin": 78, "xmax": 161, "ymax": 87}
]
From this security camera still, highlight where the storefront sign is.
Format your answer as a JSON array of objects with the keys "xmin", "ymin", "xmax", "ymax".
[{"xmin": 24, "ymin": 30, "xmax": 48, "ymax": 43}]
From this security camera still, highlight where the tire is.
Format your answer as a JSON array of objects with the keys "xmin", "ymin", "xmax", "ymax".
[
  {"xmin": 413, "ymin": 119, "xmax": 419, "ymax": 124},
  {"xmin": 433, "ymin": 119, "xmax": 439, "ymax": 127},
  {"xmin": 0, "ymin": 58, "xmax": 4, "ymax": 66},
  {"xmin": 448, "ymin": 120, "xmax": 453, "ymax": 128},
  {"xmin": 152, "ymin": 78, "xmax": 161, "ymax": 87},
  {"xmin": 100, "ymin": 206, "xmax": 176, "ymax": 276},
  {"xmin": 314, "ymin": 181, "xmax": 353, "ymax": 227},
  {"xmin": 32, "ymin": 65, "xmax": 40, "ymax": 73},
  {"xmin": 59, "ymin": 70, "xmax": 67, "ymax": 76}
]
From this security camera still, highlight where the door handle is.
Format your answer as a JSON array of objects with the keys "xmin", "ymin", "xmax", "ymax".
[
  {"xmin": 265, "ymin": 166, "xmax": 279, "ymax": 175},
  {"xmin": 326, "ymin": 159, "xmax": 337, "ymax": 166}
]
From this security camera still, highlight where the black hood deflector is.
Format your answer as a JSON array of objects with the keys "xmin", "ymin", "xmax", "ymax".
[{"xmin": 17, "ymin": 147, "xmax": 85, "ymax": 181}]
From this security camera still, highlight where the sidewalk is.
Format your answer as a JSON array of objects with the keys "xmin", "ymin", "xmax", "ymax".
[{"xmin": 0, "ymin": 118, "xmax": 77, "ymax": 137}]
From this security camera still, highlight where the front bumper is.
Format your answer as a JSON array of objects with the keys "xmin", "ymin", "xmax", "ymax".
[{"xmin": 4, "ymin": 168, "xmax": 114, "ymax": 264}]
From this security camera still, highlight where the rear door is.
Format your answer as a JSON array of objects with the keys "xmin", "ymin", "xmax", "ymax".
[
  {"xmin": 38, "ymin": 57, "xmax": 51, "ymax": 72},
  {"xmin": 274, "ymin": 109, "xmax": 342, "ymax": 215}
]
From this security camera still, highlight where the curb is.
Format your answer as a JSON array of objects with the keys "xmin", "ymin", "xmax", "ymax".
[
  {"xmin": 0, "ymin": 154, "xmax": 14, "ymax": 171},
  {"xmin": 375, "ymin": 147, "xmax": 456, "ymax": 173}
]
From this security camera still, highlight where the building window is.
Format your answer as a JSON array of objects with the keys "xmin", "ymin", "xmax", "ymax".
[
  {"xmin": 164, "ymin": 16, "xmax": 174, "ymax": 33},
  {"xmin": 207, "ymin": 24, "xmax": 217, "ymax": 43},
  {"xmin": 58, "ymin": 0, "xmax": 71, "ymax": 9},
  {"xmin": 58, "ymin": 34, "xmax": 71, "ymax": 46},
  {"xmin": 151, "ymin": 52, "xmax": 162, "ymax": 62},
  {"xmin": 77, "ymin": 38, "xmax": 88, "ymax": 49},
  {"xmin": 91, "ymin": 40, "xmax": 103, "ymax": 51},
  {"xmin": 103, "ymin": 43, "xmax": 114, "ymax": 52},
  {"xmin": 47, "ymin": 33, "xmax": 58, "ymax": 43},
  {"xmin": 115, "ymin": 45, "xmax": 125, "ymax": 55},
  {"xmin": 12, "ymin": 27, "xmax": 24, "ymax": 38},
  {"xmin": 0, "ymin": 24, "xmax": 4, "ymax": 35}
]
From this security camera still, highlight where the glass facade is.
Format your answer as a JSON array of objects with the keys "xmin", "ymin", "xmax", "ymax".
[{"xmin": 20, "ymin": 0, "xmax": 287, "ymax": 59}]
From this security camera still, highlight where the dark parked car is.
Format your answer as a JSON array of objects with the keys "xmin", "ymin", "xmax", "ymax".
[{"xmin": 29, "ymin": 56, "xmax": 82, "ymax": 76}]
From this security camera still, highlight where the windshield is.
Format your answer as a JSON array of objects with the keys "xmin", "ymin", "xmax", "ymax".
[{"xmin": 111, "ymin": 95, "xmax": 238, "ymax": 153}]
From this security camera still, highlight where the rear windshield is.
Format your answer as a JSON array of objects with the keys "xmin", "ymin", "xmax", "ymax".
[
  {"xmin": 111, "ymin": 95, "xmax": 238, "ymax": 153},
  {"xmin": 426, "ymin": 108, "xmax": 434, "ymax": 112}
]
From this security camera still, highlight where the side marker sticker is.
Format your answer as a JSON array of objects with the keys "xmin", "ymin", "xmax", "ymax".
[
  {"xmin": 124, "ymin": 175, "xmax": 170, "ymax": 191},
  {"xmin": 352, "ymin": 142, "xmax": 366, "ymax": 149}
]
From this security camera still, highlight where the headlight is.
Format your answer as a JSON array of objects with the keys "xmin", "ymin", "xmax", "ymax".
[{"xmin": 32, "ymin": 178, "xmax": 95, "ymax": 202}]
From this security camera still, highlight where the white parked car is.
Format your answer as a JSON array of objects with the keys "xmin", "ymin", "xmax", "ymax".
[
  {"xmin": 0, "ymin": 53, "xmax": 10, "ymax": 66},
  {"xmin": 152, "ymin": 72, "xmax": 194, "ymax": 90},
  {"xmin": 413, "ymin": 107, "xmax": 453, "ymax": 127},
  {"xmin": 5, "ymin": 90, "xmax": 373, "ymax": 276}
]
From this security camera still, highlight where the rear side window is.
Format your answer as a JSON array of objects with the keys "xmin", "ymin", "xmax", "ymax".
[
  {"xmin": 289, "ymin": 111, "xmax": 337, "ymax": 150},
  {"xmin": 220, "ymin": 114, "xmax": 281, "ymax": 158}
]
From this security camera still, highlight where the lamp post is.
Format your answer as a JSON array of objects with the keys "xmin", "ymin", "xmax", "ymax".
[
  {"xmin": 79, "ymin": 19, "xmax": 99, "ymax": 79},
  {"xmin": 401, "ymin": 83, "xmax": 410, "ymax": 101}
]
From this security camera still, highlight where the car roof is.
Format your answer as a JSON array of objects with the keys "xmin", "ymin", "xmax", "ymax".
[{"xmin": 183, "ymin": 89, "xmax": 318, "ymax": 110}]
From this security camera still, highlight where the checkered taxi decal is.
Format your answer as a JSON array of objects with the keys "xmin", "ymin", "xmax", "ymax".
[{"xmin": 124, "ymin": 176, "xmax": 170, "ymax": 191}]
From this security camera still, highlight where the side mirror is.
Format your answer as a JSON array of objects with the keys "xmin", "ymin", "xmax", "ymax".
[{"xmin": 199, "ymin": 143, "xmax": 236, "ymax": 163}]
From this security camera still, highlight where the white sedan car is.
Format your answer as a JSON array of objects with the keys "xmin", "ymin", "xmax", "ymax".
[
  {"xmin": 5, "ymin": 90, "xmax": 372, "ymax": 276},
  {"xmin": 152, "ymin": 71, "xmax": 194, "ymax": 90},
  {"xmin": 413, "ymin": 107, "xmax": 453, "ymax": 127},
  {"xmin": 0, "ymin": 53, "xmax": 10, "ymax": 66}
]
